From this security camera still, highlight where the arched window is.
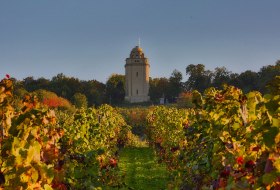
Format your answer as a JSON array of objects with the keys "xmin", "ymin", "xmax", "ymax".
[{"xmin": 136, "ymin": 72, "xmax": 138, "ymax": 77}]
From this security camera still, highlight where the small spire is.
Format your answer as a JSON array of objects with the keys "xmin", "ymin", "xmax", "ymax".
[{"xmin": 138, "ymin": 37, "xmax": 141, "ymax": 47}]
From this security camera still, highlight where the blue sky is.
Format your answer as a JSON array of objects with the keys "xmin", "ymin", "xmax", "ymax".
[{"xmin": 0, "ymin": 0, "xmax": 279, "ymax": 82}]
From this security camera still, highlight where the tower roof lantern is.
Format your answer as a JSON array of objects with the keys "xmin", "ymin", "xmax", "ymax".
[{"xmin": 130, "ymin": 46, "xmax": 145, "ymax": 58}]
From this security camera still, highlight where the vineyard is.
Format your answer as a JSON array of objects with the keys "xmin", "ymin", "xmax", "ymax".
[
  {"xmin": 146, "ymin": 86, "xmax": 280, "ymax": 189},
  {"xmin": 0, "ymin": 77, "xmax": 132, "ymax": 189},
  {"xmin": 0, "ymin": 77, "xmax": 279, "ymax": 189}
]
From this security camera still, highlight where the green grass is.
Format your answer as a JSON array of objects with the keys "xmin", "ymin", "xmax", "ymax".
[{"xmin": 117, "ymin": 147, "xmax": 169, "ymax": 190}]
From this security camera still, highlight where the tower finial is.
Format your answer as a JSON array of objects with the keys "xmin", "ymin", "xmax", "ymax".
[{"xmin": 138, "ymin": 37, "xmax": 141, "ymax": 47}]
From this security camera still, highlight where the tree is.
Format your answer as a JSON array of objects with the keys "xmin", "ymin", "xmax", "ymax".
[
  {"xmin": 167, "ymin": 70, "xmax": 183, "ymax": 102},
  {"xmin": 50, "ymin": 73, "xmax": 83, "ymax": 100},
  {"xmin": 258, "ymin": 61, "xmax": 280, "ymax": 93},
  {"xmin": 105, "ymin": 74, "xmax": 125, "ymax": 105},
  {"xmin": 212, "ymin": 67, "xmax": 232, "ymax": 88},
  {"xmin": 149, "ymin": 77, "xmax": 169, "ymax": 103},
  {"xmin": 72, "ymin": 93, "xmax": 88, "ymax": 109},
  {"xmin": 19, "ymin": 73, "xmax": 108, "ymax": 106},
  {"xmin": 266, "ymin": 76, "xmax": 280, "ymax": 95},
  {"xmin": 235, "ymin": 70, "xmax": 258, "ymax": 93},
  {"xmin": 82, "ymin": 80, "xmax": 106, "ymax": 106},
  {"xmin": 23, "ymin": 77, "xmax": 50, "ymax": 92},
  {"xmin": 185, "ymin": 64, "xmax": 212, "ymax": 92}
]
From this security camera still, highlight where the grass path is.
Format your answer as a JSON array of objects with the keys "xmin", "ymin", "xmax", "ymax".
[{"xmin": 118, "ymin": 147, "xmax": 169, "ymax": 190}]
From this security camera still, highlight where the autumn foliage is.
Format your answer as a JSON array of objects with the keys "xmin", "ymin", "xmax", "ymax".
[
  {"xmin": 33, "ymin": 89, "xmax": 72, "ymax": 109},
  {"xmin": 42, "ymin": 97, "xmax": 71, "ymax": 108}
]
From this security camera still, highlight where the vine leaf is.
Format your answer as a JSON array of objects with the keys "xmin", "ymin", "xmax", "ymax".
[{"xmin": 263, "ymin": 127, "xmax": 279, "ymax": 148}]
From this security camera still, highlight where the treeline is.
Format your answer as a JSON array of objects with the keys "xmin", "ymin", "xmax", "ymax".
[
  {"xmin": 185, "ymin": 60, "xmax": 280, "ymax": 94},
  {"xmin": 11, "ymin": 60, "xmax": 280, "ymax": 106},
  {"xmin": 150, "ymin": 60, "xmax": 280, "ymax": 103},
  {"xmin": 13, "ymin": 73, "xmax": 106, "ymax": 108}
]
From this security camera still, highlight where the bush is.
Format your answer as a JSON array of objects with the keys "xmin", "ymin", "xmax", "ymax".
[{"xmin": 33, "ymin": 89, "xmax": 74, "ymax": 111}]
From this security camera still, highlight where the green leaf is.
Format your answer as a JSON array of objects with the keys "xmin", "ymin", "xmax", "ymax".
[
  {"xmin": 39, "ymin": 164, "xmax": 54, "ymax": 184},
  {"xmin": 88, "ymin": 166, "xmax": 99, "ymax": 176},
  {"xmin": 26, "ymin": 141, "xmax": 41, "ymax": 165},
  {"xmin": 265, "ymin": 99, "xmax": 279, "ymax": 113},
  {"xmin": 263, "ymin": 127, "xmax": 279, "ymax": 148},
  {"xmin": 272, "ymin": 118, "xmax": 280, "ymax": 127},
  {"xmin": 74, "ymin": 167, "xmax": 84, "ymax": 178},
  {"xmin": 254, "ymin": 188, "xmax": 265, "ymax": 190},
  {"xmin": 232, "ymin": 122, "xmax": 241, "ymax": 130},
  {"xmin": 30, "ymin": 167, "xmax": 39, "ymax": 183},
  {"xmin": 273, "ymin": 158, "xmax": 280, "ymax": 171},
  {"xmin": 44, "ymin": 184, "xmax": 53, "ymax": 190},
  {"xmin": 262, "ymin": 172, "xmax": 278, "ymax": 185}
]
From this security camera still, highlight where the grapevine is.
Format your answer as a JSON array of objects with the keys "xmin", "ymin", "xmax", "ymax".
[
  {"xmin": 146, "ymin": 85, "xmax": 280, "ymax": 189},
  {"xmin": 0, "ymin": 77, "xmax": 132, "ymax": 189}
]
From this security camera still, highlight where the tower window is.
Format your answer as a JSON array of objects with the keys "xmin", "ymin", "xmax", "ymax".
[
  {"xmin": 136, "ymin": 89, "xmax": 138, "ymax": 95},
  {"xmin": 136, "ymin": 72, "xmax": 138, "ymax": 77}
]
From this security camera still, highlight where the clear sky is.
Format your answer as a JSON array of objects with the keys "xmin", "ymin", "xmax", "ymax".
[{"xmin": 0, "ymin": 0, "xmax": 279, "ymax": 83}]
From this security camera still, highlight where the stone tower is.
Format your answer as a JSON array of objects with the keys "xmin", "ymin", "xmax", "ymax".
[{"xmin": 125, "ymin": 46, "xmax": 150, "ymax": 103}]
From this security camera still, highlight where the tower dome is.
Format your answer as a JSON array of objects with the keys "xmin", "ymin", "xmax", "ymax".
[{"xmin": 130, "ymin": 46, "xmax": 145, "ymax": 59}]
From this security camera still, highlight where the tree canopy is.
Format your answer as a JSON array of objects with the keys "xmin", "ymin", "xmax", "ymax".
[
  {"xmin": 185, "ymin": 60, "xmax": 280, "ymax": 94},
  {"xmin": 105, "ymin": 74, "xmax": 125, "ymax": 105}
]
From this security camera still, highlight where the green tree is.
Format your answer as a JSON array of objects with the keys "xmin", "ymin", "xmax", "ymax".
[
  {"xmin": 105, "ymin": 74, "xmax": 125, "ymax": 105},
  {"xmin": 23, "ymin": 76, "xmax": 50, "ymax": 92},
  {"xmin": 258, "ymin": 60, "xmax": 280, "ymax": 93},
  {"xmin": 185, "ymin": 64, "xmax": 212, "ymax": 92},
  {"xmin": 235, "ymin": 70, "xmax": 258, "ymax": 93},
  {"xmin": 50, "ymin": 73, "xmax": 82, "ymax": 99},
  {"xmin": 266, "ymin": 75, "xmax": 280, "ymax": 95},
  {"xmin": 168, "ymin": 70, "xmax": 183, "ymax": 102},
  {"xmin": 72, "ymin": 92, "xmax": 88, "ymax": 108},
  {"xmin": 82, "ymin": 80, "xmax": 106, "ymax": 106},
  {"xmin": 212, "ymin": 66, "xmax": 232, "ymax": 88},
  {"xmin": 149, "ymin": 77, "xmax": 169, "ymax": 103}
]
